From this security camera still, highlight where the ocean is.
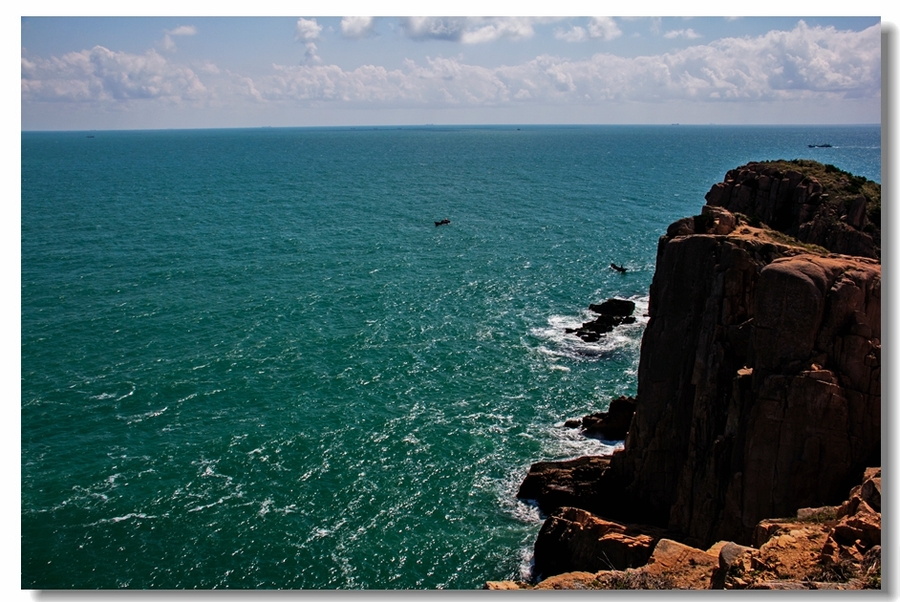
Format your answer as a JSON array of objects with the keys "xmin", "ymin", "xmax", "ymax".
[{"xmin": 21, "ymin": 124, "xmax": 881, "ymax": 589}]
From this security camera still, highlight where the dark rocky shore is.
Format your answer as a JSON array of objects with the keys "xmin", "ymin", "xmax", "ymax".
[{"xmin": 489, "ymin": 160, "xmax": 882, "ymax": 590}]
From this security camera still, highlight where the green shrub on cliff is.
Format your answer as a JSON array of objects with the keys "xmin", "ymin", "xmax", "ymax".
[{"xmin": 767, "ymin": 159, "xmax": 881, "ymax": 228}]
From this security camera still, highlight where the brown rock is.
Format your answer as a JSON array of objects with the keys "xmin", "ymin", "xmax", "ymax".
[
  {"xmin": 533, "ymin": 507, "xmax": 658, "ymax": 578},
  {"xmin": 533, "ymin": 571, "xmax": 599, "ymax": 589},
  {"xmin": 483, "ymin": 580, "xmax": 522, "ymax": 590},
  {"xmin": 511, "ymin": 161, "xmax": 881, "ymax": 589},
  {"xmin": 701, "ymin": 205, "xmax": 737, "ymax": 235},
  {"xmin": 641, "ymin": 539, "xmax": 719, "ymax": 589},
  {"xmin": 610, "ymin": 240, "xmax": 880, "ymax": 545},
  {"xmin": 580, "ymin": 396, "xmax": 636, "ymax": 440},
  {"xmin": 831, "ymin": 505, "xmax": 881, "ymax": 548},
  {"xmin": 703, "ymin": 160, "xmax": 881, "ymax": 258},
  {"xmin": 861, "ymin": 475, "xmax": 881, "ymax": 511},
  {"xmin": 516, "ymin": 456, "xmax": 609, "ymax": 515}
]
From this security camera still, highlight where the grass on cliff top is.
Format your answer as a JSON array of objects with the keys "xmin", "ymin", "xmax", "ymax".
[
  {"xmin": 733, "ymin": 215, "xmax": 831, "ymax": 256},
  {"xmin": 754, "ymin": 159, "xmax": 881, "ymax": 228}
]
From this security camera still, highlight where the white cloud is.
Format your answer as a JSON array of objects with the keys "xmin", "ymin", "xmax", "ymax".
[
  {"xmin": 341, "ymin": 17, "xmax": 375, "ymax": 39},
  {"xmin": 460, "ymin": 18, "xmax": 537, "ymax": 44},
  {"xmin": 555, "ymin": 26, "xmax": 588, "ymax": 43},
  {"xmin": 21, "ymin": 46, "xmax": 207, "ymax": 104},
  {"xmin": 556, "ymin": 18, "xmax": 622, "ymax": 42},
  {"xmin": 587, "ymin": 18, "xmax": 622, "ymax": 41},
  {"xmin": 296, "ymin": 18, "xmax": 323, "ymax": 63},
  {"xmin": 264, "ymin": 21, "xmax": 879, "ymax": 106},
  {"xmin": 199, "ymin": 61, "xmax": 220, "ymax": 75},
  {"xmin": 161, "ymin": 24, "xmax": 197, "ymax": 52},
  {"xmin": 401, "ymin": 17, "xmax": 465, "ymax": 41},
  {"xmin": 401, "ymin": 17, "xmax": 542, "ymax": 44},
  {"xmin": 295, "ymin": 18, "xmax": 322, "ymax": 42},
  {"xmin": 168, "ymin": 26, "xmax": 197, "ymax": 37},
  {"xmin": 664, "ymin": 29, "xmax": 701, "ymax": 39},
  {"xmin": 21, "ymin": 22, "xmax": 880, "ymax": 116}
]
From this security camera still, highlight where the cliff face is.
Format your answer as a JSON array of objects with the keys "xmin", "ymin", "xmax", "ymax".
[
  {"xmin": 608, "ymin": 162, "xmax": 881, "ymax": 547},
  {"xmin": 704, "ymin": 160, "xmax": 881, "ymax": 259}
]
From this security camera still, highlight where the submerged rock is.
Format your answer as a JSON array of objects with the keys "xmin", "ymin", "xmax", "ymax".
[{"xmin": 566, "ymin": 298, "xmax": 637, "ymax": 342}]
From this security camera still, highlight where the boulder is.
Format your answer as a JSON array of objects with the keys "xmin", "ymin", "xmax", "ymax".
[
  {"xmin": 517, "ymin": 456, "xmax": 610, "ymax": 515},
  {"xmin": 567, "ymin": 300, "xmax": 637, "ymax": 342},
  {"xmin": 533, "ymin": 507, "xmax": 657, "ymax": 578},
  {"xmin": 589, "ymin": 298, "xmax": 636, "ymax": 317},
  {"xmin": 640, "ymin": 539, "xmax": 719, "ymax": 589},
  {"xmin": 483, "ymin": 580, "xmax": 521, "ymax": 590},
  {"xmin": 580, "ymin": 396, "xmax": 637, "ymax": 440},
  {"xmin": 533, "ymin": 571, "xmax": 600, "ymax": 590},
  {"xmin": 667, "ymin": 217, "xmax": 695, "ymax": 237}
]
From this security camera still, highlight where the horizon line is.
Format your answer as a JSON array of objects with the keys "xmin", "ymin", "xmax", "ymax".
[{"xmin": 21, "ymin": 122, "xmax": 883, "ymax": 134}]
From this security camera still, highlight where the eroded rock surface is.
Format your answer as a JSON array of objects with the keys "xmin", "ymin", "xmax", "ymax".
[
  {"xmin": 489, "ymin": 468, "xmax": 881, "ymax": 590},
  {"xmin": 504, "ymin": 161, "xmax": 881, "ymax": 589},
  {"xmin": 533, "ymin": 507, "xmax": 659, "ymax": 578}
]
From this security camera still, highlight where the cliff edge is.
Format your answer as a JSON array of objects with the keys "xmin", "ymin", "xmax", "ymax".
[{"xmin": 511, "ymin": 160, "xmax": 881, "ymax": 588}]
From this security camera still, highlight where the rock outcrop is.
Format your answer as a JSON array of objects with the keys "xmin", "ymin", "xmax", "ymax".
[
  {"xmin": 487, "ymin": 467, "xmax": 882, "ymax": 590},
  {"xmin": 704, "ymin": 160, "xmax": 881, "ymax": 259},
  {"xmin": 533, "ymin": 507, "xmax": 659, "ymax": 577},
  {"xmin": 507, "ymin": 160, "xmax": 881, "ymax": 588},
  {"xmin": 517, "ymin": 456, "xmax": 609, "ymax": 516},
  {"xmin": 566, "ymin": 298, "xmax": 637, "ymax": 342},
  {"xmin": 563, "ymin": 396, "xmax": 636, "ymax": 440},
  {"xmin": 613, "ymin": 244, "xmax": 881, "ymax": 545}
]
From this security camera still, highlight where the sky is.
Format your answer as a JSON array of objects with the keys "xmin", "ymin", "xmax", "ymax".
[{"xmin": 19, "ymin": 13, "xmax": 886, "ymax": 130}]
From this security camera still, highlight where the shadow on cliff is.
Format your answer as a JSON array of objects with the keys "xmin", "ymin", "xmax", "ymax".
[{"xmin": 515, "ymin": 160, "xmax": 882, "ymax": 581}]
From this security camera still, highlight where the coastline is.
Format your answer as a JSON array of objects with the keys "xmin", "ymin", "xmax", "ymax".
[{"xmin": 498, "ymin": 159, "xmax": 882, "ymax": 590}]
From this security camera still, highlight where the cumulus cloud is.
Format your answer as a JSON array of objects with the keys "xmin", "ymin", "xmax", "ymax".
[
  {"xmin": 21, "ymin": 21, "xmax": 880, "ymax": 115},
  {"xmin": 168, "ymin": 25, "xmax": 197, "ymax": 36},
  {"xmin": 587, "ymin": 17, "xmax": 622, "ymax": 41},
  {"xmin": 400, "ymin": 17, "xmax": 540, "ymax": 43},
  {"xmin": 296, "ymin": 18, "xmax": 323, "ymax": 62},
  {"xmin": 21, "ymin": 45, "xmax": 207, "ymax": 103},
  {"xmin": 555, "ymin": 27, "xmax": 588, "ymax": 43},
  {"xmin": 401, "ymin": 17, "xmax": 466, "ymax": 41},
  {"xmin": 341, "ymin": 17, "xmax": 375, "ymax": 39},
  {"xmin": 295, "ymin": 18, "xmax": 322, "ymax": 42},
  {"xmin": 556, "ymin": 17, "xmax": 622, "ymax": 42},
  {"xmin": 161, "ymin": 24, "xmax": 197, "ymax": 52},
  {"xmin": 664, "ymin": 28, "xmax": 701, "ymax": 39},
  {"xmin": 258, "ymin": 21, "xmax": 879, "ymax": 107}
]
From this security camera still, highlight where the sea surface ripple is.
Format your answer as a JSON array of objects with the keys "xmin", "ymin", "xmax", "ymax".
[{"xmin": 21, "ymin": 125, "xmax": 880, "ymax": 588}]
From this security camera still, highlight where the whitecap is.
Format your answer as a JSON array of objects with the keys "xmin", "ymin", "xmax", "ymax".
[
  {"xmin": 120, "ymin": 406, "xmax": 168, "ymax": 425},
  {"xmin": 518, "ymin": 547, "xmax": 536, "ymax": 582},
  {"xmin": 109, "ymin": 512, "xmax": 154, "ymax": 523},
  {"xmin": 115, "ymin": 383, "xmax": 136, "ymax": 401},
  {"xmin": 529, "ymin": 294, "xmax": 650, "ymax": 363}
]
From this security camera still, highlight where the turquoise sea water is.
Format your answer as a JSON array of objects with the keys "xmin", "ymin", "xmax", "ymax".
[{"xmin": 21, "ymin": 125, "xmax": 880, "ymax": 589}]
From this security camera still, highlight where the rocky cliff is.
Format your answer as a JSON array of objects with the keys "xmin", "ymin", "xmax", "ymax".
[{"xmin": 512, "ymin": 160, "xmax": 881, "ymax": 586}]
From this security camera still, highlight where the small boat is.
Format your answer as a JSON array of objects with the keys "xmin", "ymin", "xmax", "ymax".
[
  {"xmin": 808, "ymin": 143, "xmax": 832, "ymax": 148},
  {"xmin": 435, "ymin": 218, "xmax": 451, "ymax": 227},
  {"xmin": 610, "ymin": 263, "xmax": 627, "ymax": 273}
]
